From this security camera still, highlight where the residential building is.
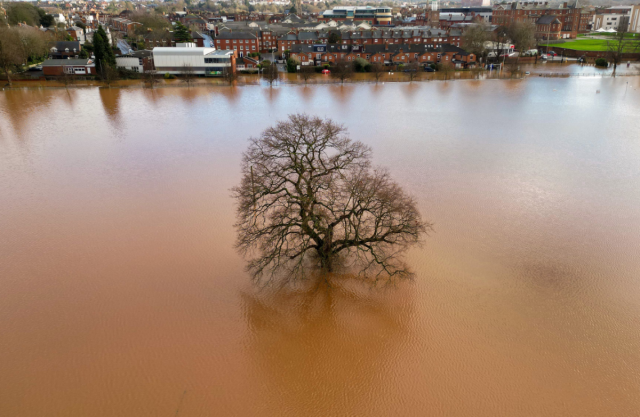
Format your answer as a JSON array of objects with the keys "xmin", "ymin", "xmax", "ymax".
[
  {"xmin": 42, "ymin": 59, "xmax": 95, "ymax": 76},
  {"xmin": 50, "ymin": 41, "xmax": 82, "ymax": 59},
  {"xmin": 236, "ymin": 56, "xmax": 260, "ymax": 71},
  {"xmin": 289, "ymin": 43, "xmax": 476, "ymax": 67},
  {"xmin": 67, "ymin": 26, "xmax": 87, "ymax": 44},
  {"xmin": 214, "ymin": 31, "xmax": 260, "ymax": 57}
]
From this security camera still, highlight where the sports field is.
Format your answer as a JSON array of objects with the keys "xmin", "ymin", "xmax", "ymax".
[{"xmin": 540, "ymin": 39, "xmax": 640, "ymax": 52}]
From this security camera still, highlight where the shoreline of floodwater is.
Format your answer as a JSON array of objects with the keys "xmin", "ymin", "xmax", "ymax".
[{"xmin": 2, "ymin": 68, "xmax": 639, "ymax": 91}]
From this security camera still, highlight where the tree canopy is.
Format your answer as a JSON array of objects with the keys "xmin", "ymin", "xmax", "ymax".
[
  {"xmin": 173, "ymin": 22, "xmax": 193, "ymax": 43},
  {"xmin": 233, "ymin": 114, "xmax": 430, "ymax": 286},
  {"xmin": 93, "ymin": 26, "xmax": 116, "ymax": 74}
]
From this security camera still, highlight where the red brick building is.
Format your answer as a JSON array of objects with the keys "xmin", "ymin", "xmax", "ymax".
[
  {"xmin": 214, "ymin": 31, "xmax": 260, "ymax": 57},
  {"xmin": 290, "ymin": 43, "xmax": 476, "ymax": 68},
  {"xmin": 493, "ymin": 1, "xmax": 586, "ymax": 39}
]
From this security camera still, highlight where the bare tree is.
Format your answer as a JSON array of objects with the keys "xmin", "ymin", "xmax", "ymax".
[
  {"xmin": 404, "ymin": 61, "xmax": 420, "ymax": 82},
  {"xmin": 299, "ymin": 65, "xmax": 315, "ymax": 84},
  {"xmin": 462, "ymin": 21, "xmax": 491, "ymax": 65},
  {"xmin": 143, "ymin": 69, "xmax": 160, "ymax": 88},
  {"xmin": 438, "ymin": 61, "xmax": 454, "ymax": 81},
  {"xmin": 508, "ymin": 21, "xmax": 536, "ymax": 61},
  {"xmin": 58, "ymin": 69, "xmax": 77, "ymax": 89},
  {"xmin": 233, "ymin": 114, "xmax": 430, "ymax": 286},
  {"xmin": 101, "ymin": 64, "xmax": 119, "ymax": 87},
  {"xmin": 331, "ymin": 59, "xmax": 353, "ymax": 84},
  {"xmin": 606, "ymin": 29, "xmax": 640, "ymax": 75},
  {"xmin": 222, "ymin": 66, "xmax": 237, "ymax": 85},
  {"xmin": 180, "ymin": 64, "xmax": 196, "ymax": 87},
  {"xmin": 370, "ymin": 62, "xmax": 385, "ymax": 83},
  {"xmin": 16, "ymin": 27, "xmax": 50, "ymax": 66},
  {"xmin": 262, "ymin": 62, "xmax": 278, "ymax": 87},
  {"xmin": 492, "ymin": 25, "xmax": 510, "ymax": 64},
  {"xmin": 0, "ymin": 27, "xmax": 26, "ymax": 86}
]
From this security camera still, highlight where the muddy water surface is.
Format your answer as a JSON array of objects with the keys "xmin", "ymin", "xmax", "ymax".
[{"xmin": 1, "ymin": 79, "xmax": 640, "ymax": 416}]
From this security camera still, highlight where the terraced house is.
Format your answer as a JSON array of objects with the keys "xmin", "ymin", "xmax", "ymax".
[
  {"xmin": 214, "ymin": 31, "xmax": 260, "ymax": 57},
  {"xmin": 289, "ymin": 43, "xmax": 476, "ymax": 68}
]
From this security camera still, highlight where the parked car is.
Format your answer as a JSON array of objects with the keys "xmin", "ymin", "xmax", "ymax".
[
  {"xmin": 540, "ymin": 54, "xmax": 548, "ymax": 60},
  {"xmin": 403, "ymin": 68, "xmax": 417, "ymax": 72},
  {"xmin": 424, "ymin": 66, "xmax": 435, "ymax": 72},
  {"xmin": 321, "ymin": 69, "xmax": 330, "ymax": 74},
  {"xmin": 577, "ymin": 55, "xmax": 586, "ymax": 63},
  {"xmin": 548, "ymin": 51, "xmax": 557, "ymax": 57}
]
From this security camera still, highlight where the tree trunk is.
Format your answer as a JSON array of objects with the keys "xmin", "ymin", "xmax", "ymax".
[
  {"xmin": 3, "ymin": 66, "xmax": 12, "ymax": 86},
  {"xmin": 318, "ymin": 230, "xmax": 334, "ymax": 272}
]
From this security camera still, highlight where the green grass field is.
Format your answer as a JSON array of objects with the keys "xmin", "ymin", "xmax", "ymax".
[{"xmin": 540, "ymin": 39, "xmax": 640, "ymax": 52}]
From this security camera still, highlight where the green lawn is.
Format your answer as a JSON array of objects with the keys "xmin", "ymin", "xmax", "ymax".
[{"xmin": 540, "ymin": 39, "xmax": 640, "ymax": 52}]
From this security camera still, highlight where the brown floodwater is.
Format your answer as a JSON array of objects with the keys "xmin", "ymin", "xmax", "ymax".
[{"xmin": 1, "ymin": 78, "xmax": 640, "ymax": 416}]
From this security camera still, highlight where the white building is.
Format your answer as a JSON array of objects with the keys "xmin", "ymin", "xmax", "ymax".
[
  {"xmin": 116, "ymin": 51, "xmax": 152, "ymax": 73},
  {"xmin": 593, "ymin": 7, "xmax": 632, "ymax": 31},
  {"xmin": 152, "ymin": 44, "xmax": 235, "ymax": 76},
  {"xmin": 629, "ymin": 5, "xmax": 640, "ymax": 33}
]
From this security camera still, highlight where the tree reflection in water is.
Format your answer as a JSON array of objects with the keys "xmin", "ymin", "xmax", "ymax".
[{"xmin": 240, "ymin": 275, "xmax": 415, "ymax": 416}]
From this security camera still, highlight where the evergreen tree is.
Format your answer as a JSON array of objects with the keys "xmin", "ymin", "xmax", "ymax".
[
  {"xmin": 173, "ymin": 22, "xmax": 193, "ymax": 43},
  {"xmin": 93, "ymin": 25, "xmax": 115, "ymax": 74}
]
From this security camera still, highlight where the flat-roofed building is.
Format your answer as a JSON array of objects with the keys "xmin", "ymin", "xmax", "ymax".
[
  {"xmin": 319, "ymin": 6, "xmax": 393, "ymax": 26},
  {"xmin": 152, "ymin": 44, "xmax": 237, "ymax": 76}
]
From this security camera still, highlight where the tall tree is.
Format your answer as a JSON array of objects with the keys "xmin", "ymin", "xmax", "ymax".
[
  {"xmin": 492, "ymin": 25, "xmax": 509, "ymax": 63},
  {"xmin": 507, "ymin": 21, "xmax": 536, "ymax": 57},
  {"xmin": 462, "ymin": 22, "xmax": 490, "ymax": 64},
  {"xmin": 173, "ymin": 22, "xmax": 193, "ymax": 43},
  {"xmin": 233, "ymin": 114, "xmax": 430, "ymax": 285},
  {"xmin": 606, "ymin": 29, "xmax": 640, "ymax": 74},
  {"xmin": 93, "ymin": 25, "xmax": 115, "ymax": 75},
  {"xmin": 6, "ymin": 3, "xmax": 42, "ymax": 26},
  {"xmin": 0, "ymin": 28, "xmax": 26, "ymax": 86}
]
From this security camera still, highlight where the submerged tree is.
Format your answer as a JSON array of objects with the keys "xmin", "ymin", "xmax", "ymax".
[
  {"xmin": 331, "ymin": 59, "xmax": 353, "ymax": 84},
  {"xmin": 262, "ymin": 62, "xmax": 278, "ymax": 86},
  {"xmin": 606, "ymin": 29, "xmax": 640, "ymax": 75},
  {"xmin": 233, "ymin": 114, "xmax": 430, "ymax": 286}
]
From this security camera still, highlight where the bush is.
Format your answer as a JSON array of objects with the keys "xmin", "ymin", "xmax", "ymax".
[
  {"xmin": 595, "ymin": 58, "xmax": 608, "ymax": 67},
  {"xmin": 354, "ymin": 57, "xmax": 369, "ymax": 72},
  {"xmin": 164, "ymin": 73, "xmax": 176, "ymax": 79},
  {"xmin": 261, "ymin": 60, "xmax": 271, "ymax": 67},
  {"xmin": 286, "ymin": 57, "xmax": 299, "ymax": 73}
]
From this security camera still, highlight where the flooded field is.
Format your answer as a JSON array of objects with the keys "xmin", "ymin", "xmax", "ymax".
[{"xmin": 1, "ymin": 78, "xmax": 640, "ymax": 416}]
